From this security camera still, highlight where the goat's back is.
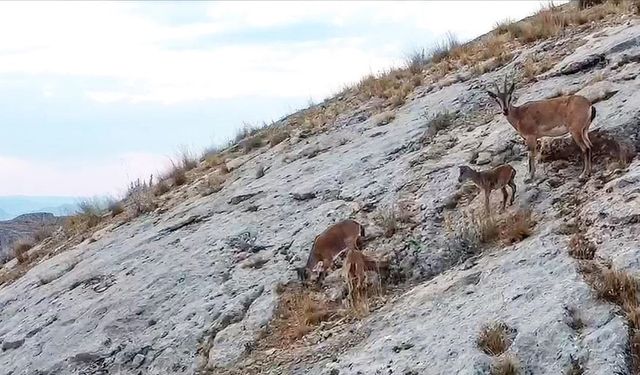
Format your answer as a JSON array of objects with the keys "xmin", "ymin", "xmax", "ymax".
[
  {"xmin": 518, "ymin": 95, "xmax": 592, "ymax": 126},
  {"xmin": 313, "ymin": 219, "xmax": 363, "ymax": 261}
]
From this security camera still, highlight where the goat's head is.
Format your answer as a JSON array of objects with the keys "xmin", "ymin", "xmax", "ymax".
[
  {"xmin": 458, "ymin": 165, "xmax": 474, "ymax": 183},
  {"xmin": 486, "ymin": 75, "xmax": 516, "ymax": 116}
]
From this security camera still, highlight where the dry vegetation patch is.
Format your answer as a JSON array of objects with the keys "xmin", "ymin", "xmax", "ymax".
[
  {"xmin": 447, "ymin": 209, "xmax": 534, "ymax": 250},
  {"xmin": 491, "ymin": 355, "xmax": 521, "ymax": 375},
  {"xmin": 568, "ymin": 233, "xmax": 597, "ymax": 260},
  {"xmin": 259, "ymin": 283, "xmax": 339, "ymax": 347},
  {"xmin": 13, "ymin": 241, "xmax": 34, "ymax": 264},
  {"xmin": 477, "ymin": 321, "xmax": 513, "ymax": 356}
]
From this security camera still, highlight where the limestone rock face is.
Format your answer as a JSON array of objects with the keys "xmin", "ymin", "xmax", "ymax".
[{"xmin": 3, "ymin": 15, "xmax": 640, "ymax": 375}]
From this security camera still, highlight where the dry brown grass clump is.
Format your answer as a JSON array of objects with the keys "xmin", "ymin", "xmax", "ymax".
[
  {"xmin": 179, "ymin": 149, "xmax": 198, "ymax": 171},
  {"xmin": 268, "ymin": 128, "xmax": 289, "ymax": 147},
  {"xmin": 373, "ymin": 203, "xmax": 413, "ymax": 238},
  {"xmin": 153, "ymin": 180, "xmax": 170, "ymax": 196},
  {"xmin": 167, "ymin": 162, "xmax": 188, "ymax": 186},
  {"xmin": 33, "ymin": 226, "xmax": 55, "ymax": 243},
  {"xmin": 373, "ymin": 111, "xmax": 396, "ymax": 127},
  {"xmin": 242, "ymin": 134, "xmax": 264, "ymax": 153},
  {"xmin": 64, "ymin": 199, "xmax": 104, "ymax": 234},
  {"xmin": 13, "ymin": 241, "xmax": 33, "ymax": 264},
  {"xmin": 477, "ymin": 321, "xmax": 513, "ymax": 356},
  {"xmin": 342, "ymin": 248, "xmax": 388, "ymax": 315},
  {"xmin": 574, "ymin": 258, "xmax": 640, "ymax": 372},
  {"xmin": 262, "ymin": 284, "xmax": 336, "ymax": 345},
  {"xmin": 499, "ymin": 209, "xmax": 535, "ymax": 245},
  {"xmin": 200, "ymin": 175, "xmax": 225, "ymax": 196},
  {"xmin": 521, "ymin": 54, "xmax": 556, "ymax": 82},
  {"xmin": 107, "ymin": 199, "xmax": 125, "ymax": 217},
  {"xmin": 568, "ymin": 233, "xmax": 597, "ymax": 260},
  {"xmin": 491, "ymin": 355, "xmax": 520, "ymax": 375},
  {"xmin": 594, "ymin": 268, "xmax": 638, "ymax": 306},
  {"xmin": 126, "ymin": 178, "xmax": 157, "ymax": 216}
]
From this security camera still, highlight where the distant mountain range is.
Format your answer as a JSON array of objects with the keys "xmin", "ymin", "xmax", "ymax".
[{"xmin": 0, "ymin": 196, "xmax": 81, "ymax": 220}]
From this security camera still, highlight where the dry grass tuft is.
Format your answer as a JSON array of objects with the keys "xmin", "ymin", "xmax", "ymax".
[
  {"xmin": 373, "ymin": 203, "xmax": 412, "ymax": 238},
  {"xmin": 522, "ymin": 54, "xmax": 556, "ymax": 82},
  {"xmin": 404, "ymin": 47, "xmax": 428, "ymax": 74},
  {"xmin": 64, "ymin": 199, "xmax": 104, "ymax": 234},
  {"xmin": 201, "ymin": 175, "xmax": 225, "ymax": 196},
  {"xmin": 594, "ymin": 268, "xmax": 638, "ymax": 307},
  {"xmin": 568, "ymin": 233, "xmax": 597, "ymax": 260},
  {"xmin": 476, "ymin": 322, "xmax": 511, "ymax": 356},
  {"xmin": 242, "ymin": 134, "xmax": 264, "ymax": 153},
  {"xmin": 373, "ymin": 111, "xmax": 396, "ymax": 126},
  {"xmin": 268, "ymin": 128, "xmax": 289, "ymax": 147},
  {"xmin": 421, "ymin": 110, "xmax": 456, "ymax": 144},
  {"xmin": 107, "ymin": 199, "xmax": 125, "ymax": 217},
  {"xmin": 126, "ymin": 178, "xmax": 157, "ymax": 216},
  {"xmin": 499, "ymin": 209, "xmax": 535, "ymax": 244},
  {"xmin": 491, "ymin": 355, "xmax": 520, "ymax": 375},
  {"xmin": 477, "ymin": 321, "xmax": 512, "ymax": 356},
  {"xmin": 179, "ymin": 149, "xmax": 198, "ymax": 171},
  {"xmin": 167, "ymin": 162, "xmax": 188, "ymax": 186},
  {"xmin": 342, "ymin": 248, "xmax": 387, "ymax": 315},
  {"xmin": 264, "ymin": 284, "xmax": 336, "ymax": 345},
  {"xmin": 13, "ymin": 241, "xmax": 33, "ymax": 264},
  {"xmin": 33, "ymin": 226, "xmax": 55, "ymax": 243},
  {"xmin": 153, "ymin": 180, "xmax": 170, "ymax": 196}
]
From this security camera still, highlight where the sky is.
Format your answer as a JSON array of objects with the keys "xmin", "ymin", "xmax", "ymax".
[{"xmin": 0, "ymin": 1, "xmax": 559, "ymax": 198}]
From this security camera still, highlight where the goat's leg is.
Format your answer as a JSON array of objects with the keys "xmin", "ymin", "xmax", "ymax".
[
  {"xmin": 582, "ymin": 127, "xmax": 593, "ymax": 177},
  {"xmin": 501, "ymin": 187, "xmax": 508, "ymax": 211},
  {"xmin": 508, "ymin": 180, "xmax": 516, "ymax": 206},
  {"xmin": 484, "ymin": 190, "xmax": 492, "ymax": 217},
  {"xmin": 570, "ymin": 131, "xmax": 590, "ymax": 180},
  {"xmin": 525, "ymin": 137, "xmax": 538, "ymax": 182}
]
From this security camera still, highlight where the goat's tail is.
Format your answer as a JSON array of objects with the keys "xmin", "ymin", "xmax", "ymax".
[{"xmin": 590, "ymin": 106, "xmax": 596, "ymax": 123}]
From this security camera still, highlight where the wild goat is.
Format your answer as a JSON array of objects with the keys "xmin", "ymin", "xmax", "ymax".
[
  {"xmin": 458, "ymin": 164, "xmax": 516, "ymax": 215},
  {"xmin": 297, "ymin": 219, "xmax": 365, "ymax": 285},
  {"xmin": 486, "ymin": 76, "xmax": 596, "ymax": 180},
  {"xmin": 342, "ymin": 248, "xmax": 389, "ymax": 308}
]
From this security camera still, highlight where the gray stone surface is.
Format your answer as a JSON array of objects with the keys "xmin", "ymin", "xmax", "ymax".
[{"xmin": 2, "ymin": 16, "xmax": 640, "ymax": 375}]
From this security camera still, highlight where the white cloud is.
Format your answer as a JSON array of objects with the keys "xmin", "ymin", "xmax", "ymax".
[
  {"xmin": 0, "ymin": 152, "xmax": 172, "ymax": 197},
  {"xmin": 0, "ymin": 1, "xmax": 562, "ymax": 105}
]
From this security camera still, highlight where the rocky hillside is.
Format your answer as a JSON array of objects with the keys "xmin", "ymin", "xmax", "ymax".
[
  {"xmin": 2, "ymin": 2, "xmax": 640, "ymax": 375},
  {"xmin": 0, "ymin": 212, "xmax": 61, "ymax": 263}
]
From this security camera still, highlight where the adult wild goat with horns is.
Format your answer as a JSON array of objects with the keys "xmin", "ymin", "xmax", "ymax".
[{"xmin": 486, "ymin": 75, "xmax": 596, "ymax": 181}]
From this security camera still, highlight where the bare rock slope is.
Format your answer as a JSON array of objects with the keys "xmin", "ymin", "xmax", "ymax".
[{"xmin": 2, "ymin": 14, "xmax": 640, "ymax": 375}]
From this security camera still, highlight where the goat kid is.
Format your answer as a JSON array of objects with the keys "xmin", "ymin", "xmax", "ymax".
[{"xmin": 458, "ymin": 164, "xmax": 517, "ymax": 216}]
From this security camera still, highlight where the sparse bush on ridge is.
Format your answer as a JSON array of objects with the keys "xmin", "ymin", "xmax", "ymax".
[
  {"xmin": 267, "ymin": 128, "xmax": 289, "ymax": 147},
  {"xmin": 404, "ymin": 47, "xmax": 428, "ymax": 74},
  {"xmin": 64, "ymin": 198, "xmax": 105, "ymax": 233},
  {"xmin": 241, "ymin": 134, "xmax": 264, "ymax": 153},
  {"xmin": 13, "ymin": 241, "xmax": 34, "ymax": 264},
  {"xmin": 107, "ymin": 198, "xmax": 125, "ymax": 217},
  {"xmin": 430, "ymin": 32, "xmax": 460, "ymax": 63}
]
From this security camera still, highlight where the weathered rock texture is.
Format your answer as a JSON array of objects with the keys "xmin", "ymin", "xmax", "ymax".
[{"xmin": 3, "ymin": 13, "xmax": 640, "ymax": 375}]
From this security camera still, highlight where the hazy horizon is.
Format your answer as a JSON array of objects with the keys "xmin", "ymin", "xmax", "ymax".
[{"xmin": 0, "ymin": 1, "xmax": 562, "ymax": 198}]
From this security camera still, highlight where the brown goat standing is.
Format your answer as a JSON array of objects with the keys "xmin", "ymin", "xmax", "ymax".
[
  {"xmin": 487, "ymin": 76, "xmax": 596, "ymax": 180},
  {"xmin": 297, "ymin": 219, "xmax": 365, "ymax": 285},
  {"xmin": 458, "ymin": 164, "xmax": 516, "ymax": 216}
]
